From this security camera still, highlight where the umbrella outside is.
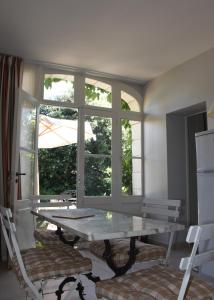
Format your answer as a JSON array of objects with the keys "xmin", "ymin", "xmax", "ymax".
[{"xmin": 38, "ymin": 115, "xmax": 96, "ymax": 148}]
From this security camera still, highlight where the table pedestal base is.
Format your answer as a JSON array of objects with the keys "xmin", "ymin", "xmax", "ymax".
[
  {"xmin": 103, "ymin": 237, "xmax": 139, "ymax": 276},
  {"xmin": 55, "ymin": 227, "xmax": 80, "ymax": 246}
]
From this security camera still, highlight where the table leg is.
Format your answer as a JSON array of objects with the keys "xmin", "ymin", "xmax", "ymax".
[
  {"xmin": 103, "ymin": 237, "xmax": 139, "ymax": 276},
  {"xmin": 55, "ymin": 227, "xmax": 80, "ymax": 246}
]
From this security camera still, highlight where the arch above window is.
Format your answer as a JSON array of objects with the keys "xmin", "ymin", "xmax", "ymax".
[
  {"xmin": 121, "ymin": 90, "xmax": 140, "ymax": 112},
  {"xmin": 85, "ymin": 77, "xmax": 112, "ymax": 108}
]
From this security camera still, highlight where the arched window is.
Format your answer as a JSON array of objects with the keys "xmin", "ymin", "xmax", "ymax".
[
  {"xmin": 121, "ymin": 90, "xmax": 140, "ymax": 112},
  {"xmin": 22, "ymin": 67, "xmax": 143, "ymax": 206},
  {"xmin": 120, "ymin": 89, "xmax": 142, "ymax": 196},
  {"xmin": 85, "ymin": 78, "xmax": 112, "ymax": 108}
]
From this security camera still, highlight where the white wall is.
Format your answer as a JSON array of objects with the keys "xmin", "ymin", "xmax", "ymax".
[{"xmin": 143, "ymin": 47, "xmax": 214, "ymax": 219}]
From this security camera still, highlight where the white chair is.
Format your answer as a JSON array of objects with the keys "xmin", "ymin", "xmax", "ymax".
[
  {"xmin": 89, "ymin": 198, "xmax": 181, "ymax": 273},
  {"xmin": 141, "ymin": 198, "xmax": 181, "ymax": 262},
  {"xmin": 0, "ymin": 205, "xmax": 92, "ymax": 300},
  {"xmin": 96, "ymin": 223, "xmax": 214, "ymax": 300}
]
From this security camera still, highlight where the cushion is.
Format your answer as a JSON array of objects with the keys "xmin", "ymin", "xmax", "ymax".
[
  {"xmin": 34, "ymin": 229, "xmax": 76, "ymax": 246},
  {"xmin": 89, "ymin": 239, "xmax": 166, "ymax": 267},
  {"xmin": 13, "ymin": 244, "xmax": 91, "ymax": 287},
  {"xmin": 96, "ymin": 265, "xmax": 214, "ymax": 300}
]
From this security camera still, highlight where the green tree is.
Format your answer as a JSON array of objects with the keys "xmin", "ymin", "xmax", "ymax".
[
  {"xmin": 39, "ymin": 105, "xmax": 78, "ymax": 194},
  {"xmin": 85, "ymin": 115, "xmax": 112, "ymax": 196}
]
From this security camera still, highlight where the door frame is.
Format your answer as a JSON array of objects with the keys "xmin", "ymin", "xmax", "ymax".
[
  {"xmin": 166, "ymin": 102, "xmax": 207, "ymax": 242},
  {"xmin": 185, "ymin": 111, "xmax": 207, "ymax": 227}
]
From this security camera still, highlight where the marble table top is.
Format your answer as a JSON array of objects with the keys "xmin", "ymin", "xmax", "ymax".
[{"xmin": 32, "ymin": 208, "xmax": 185, "ymax": 241}]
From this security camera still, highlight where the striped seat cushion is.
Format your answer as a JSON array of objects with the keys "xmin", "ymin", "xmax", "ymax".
[
  {"xmin": 89, "ymin": 239, "xmax": 166, "ymax": 267},
  {"xmin": 13, "ymin": 244, "xmax": 91, "ymax": 287},
  {"xmin": 96, "ymin": 265, "xmax": 214, "ymax": 300},
  {"xmin": 34, "ymin": 229, "xmax": 75, "ymax": 246}
]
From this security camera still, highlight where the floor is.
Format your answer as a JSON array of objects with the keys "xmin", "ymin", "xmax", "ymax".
[{"xmin": 0, "ymin": 244, "xmax": 212, "ymax": 300}]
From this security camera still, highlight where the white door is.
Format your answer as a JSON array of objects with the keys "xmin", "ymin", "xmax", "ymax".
[{"xmin": 12, "ymin": 90, "xmax": 38, "ymax": 249}]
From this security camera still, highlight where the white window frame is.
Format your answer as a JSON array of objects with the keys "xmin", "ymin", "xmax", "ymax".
[{"xmin": 34, "ymin": 68, "xmax": 143, "ymax": 207}]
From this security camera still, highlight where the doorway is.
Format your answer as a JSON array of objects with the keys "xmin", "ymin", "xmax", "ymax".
[
  {"xmin": 186, "ymin": 112, "xmax": 207, "ymax": 225},
  {"xmin": 167, "ymin": 102, "xmax": 207, "ymax": 238}
]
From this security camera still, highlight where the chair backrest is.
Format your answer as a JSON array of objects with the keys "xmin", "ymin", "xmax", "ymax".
[
  {"xmin": 0, "ymin": 206, "xmax": 28, "ymax": 268},
  {"xmin": 178, "ymin": 223, "xmax": 214, "ymax": 300},
  {"xmin": 0, "ymin": 206, "xmax": 42, "ymax": 299},
  {"xmin": 0, "ymin": 206, "xmax": 16, "ymax": 260},
  {"xmin": 31, "ymin": 194, "xmax": 76, "ymax": 210},
  {"xmin": 142, "ymin": 198, "xmax": 181, "ymax": 222}
]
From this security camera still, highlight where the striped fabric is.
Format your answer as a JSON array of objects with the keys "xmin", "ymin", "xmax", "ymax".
[
  {"xmin": 89, "ymin": 239, "xmax": 166, "ymax": 267},
  {"xmin": 96, "ymin": 265, "xmax": 214, "ymax": 300},
  {"xmin": 0, "ymin": 54, "xmax": 23, "ymax": 210},
  {"xmin": 13, "ymin": 244, "xmax": 92, "ymax": 287},
  {"xmin": 34, "ymin": 229, "xmax": 76, "ymax": 246}
]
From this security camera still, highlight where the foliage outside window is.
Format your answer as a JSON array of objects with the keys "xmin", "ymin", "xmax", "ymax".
[
  {"xmin": 121, "ymin": 119, "xmax": 142, "ymax": 195},
  {"xmin": 85, "ymin": 78, "xmax": 112, "ymax": 108},
  {"xmin": 38, "ymin": 106, "xmax": 78, "ymax": 195},
  {"xmin": 44, "ymin": 74, "xmax": 74, "ymax": 103},
  {"xmin": 84, "ymin": 116, "xmax": 112, "ymax": 196}
]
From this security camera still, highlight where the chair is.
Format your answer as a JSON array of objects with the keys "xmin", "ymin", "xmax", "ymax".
[
  {"xmin": 0, "ymin": 206, "xmax": 92, "ymax": 300},
  {"xmin": 31, "ymin": 195, "xmax": 81, "ymax": 247},
  {"xmin": 89, "ymin": 198, "xmax": 181, "ymax": 270},
  {"xmin": 96, "ymin": 223, "xmax": 214, "ymax": 300}
]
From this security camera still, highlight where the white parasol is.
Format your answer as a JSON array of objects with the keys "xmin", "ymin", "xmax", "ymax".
[{"xmin": 39, "ymin": 114, "xmax": 95, "ymax": 148}]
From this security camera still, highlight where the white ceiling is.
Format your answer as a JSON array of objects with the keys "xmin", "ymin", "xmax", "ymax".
[{"xmin": 1, "ymin": 0, "xmax": 214, "ymax": 83}]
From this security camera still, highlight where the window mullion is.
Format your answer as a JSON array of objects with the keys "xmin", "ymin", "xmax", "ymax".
[
  {"xmin": 111, "ymin": 84, "xmax": 121, "ymax": 202},
  {"xmin": 77, "ymin": 112, "xmax": 85, "ymax": 206},
  {"xmin": 74, "ymin": 74, "xmax": 85, "ymax": 107}
]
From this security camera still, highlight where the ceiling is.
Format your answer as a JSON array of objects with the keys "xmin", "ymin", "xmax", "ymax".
[{"xmin": 1, "ymin": 0, "xmax": 214, "ymax": 83}]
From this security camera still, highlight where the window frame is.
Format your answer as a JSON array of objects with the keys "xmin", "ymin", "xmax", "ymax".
[{"xmin": 35, "ymin": 69, "xmax": 144, "ymax": 206}]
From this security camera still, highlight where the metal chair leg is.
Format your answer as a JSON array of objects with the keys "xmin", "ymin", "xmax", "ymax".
[
  {"xmin": 76, "ymin": 281, "xmax": 85, "ymax": 300},
  {"xmin": 55, "ymin": 277, "xmax": 76, "ymax": 300}
]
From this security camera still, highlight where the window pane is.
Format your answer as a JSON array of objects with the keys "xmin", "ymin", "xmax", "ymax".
[
  {"xmin": 44, "ymin": 74, "xmax": 74, "ymax": 103},
  {"xmin": 121, "ymin": 120, "xmax": 141, "ymax": 157},
  {"xmin": 85, "ymin": 116, "xmax": 112, "ymax": 155},
  {"xmin": 121, "ymin": 91, "xmax": 140, "ymax": 112},
  {"xmin": 20, "ymin": 98, "xmax": 36, "ymax": 150},
  {"xmin": 20, "ymin": 150, "xmax": 35, "ymax": 198},
  {"xmin": 132, "ymin": 158, "xmax": 142, "ymax": 195},
  {"xmin": 121, "ymin": 119, "xmax": 142, "ymax": 195},
  {"xmin": 85, "ymin": 78, "xmax": 112, "ymax": 108},
  {"xmin": 122, "ymin": 158, "xmax": 142, "ymax": 196},
  {"xmin": 85, "ymin": 157, "xmax": 111, "ymax": 196},
  {"xmin": 38, "ymin": 105, "xmax": 78, "ymax": 195}
]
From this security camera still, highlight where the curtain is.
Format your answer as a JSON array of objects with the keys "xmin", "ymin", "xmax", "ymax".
[{"xmin": 0, "ymin": 54, "xmax": 23, "ymax": 211}]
